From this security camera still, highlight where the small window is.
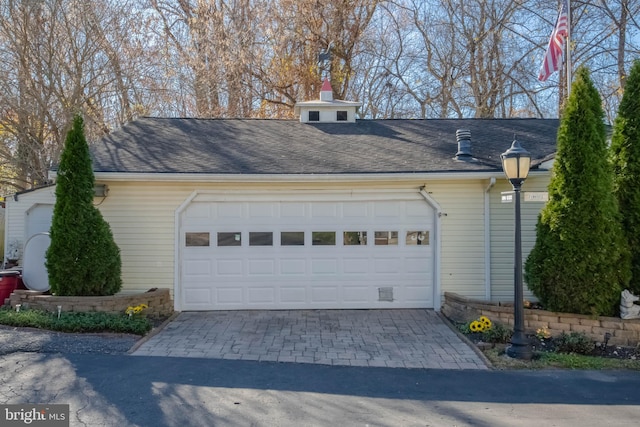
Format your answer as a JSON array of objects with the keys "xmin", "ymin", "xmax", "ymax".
[
  {"xmin": 344, "ymin": 231, "xmax": 367, "ymax": 246},
  {"xmin": 312, "ymin": 231, "xmax": 336, "ymax": 246},
  {"xmin": 250, "ymin": 232, "xmax": 273, "ymax": 246},
  {"xmin": 186, "ymin": 232, "xmax": 210, "ymax": 247},
  {"xmin": 336, "ymin": 111, "xmax": 348, "ymax": 121},
  {"xmin": 281, "ymin": 231, "xmax": 305, "ymax": 246},
  {"xmin": 309, "ymin": 111, "xmax": 320, "ymax": 121},
  {"xmin": 406, "ymin": 231, "xmax": 430, "ymax": 246},
  {"xmin": 374, "ymin": 231, "xmax": 398, "ymax": 246},
  {"xmin": 218, "ymin": 232, "xmax": 241, "ymax": 246}
]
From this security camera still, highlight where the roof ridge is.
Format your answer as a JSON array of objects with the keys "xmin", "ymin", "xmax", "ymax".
[
  {"xmin": 139, "ymin": 116, "xmax": 298, "ymax": 121},
  {"xmin": 137, "ymin": 116, "xmax": 558, "ymax": 122}
]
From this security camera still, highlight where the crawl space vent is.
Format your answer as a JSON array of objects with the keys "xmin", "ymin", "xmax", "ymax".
[{"xmin": 378, "ymin": 287, "xmax": 394, "ymax": 302}]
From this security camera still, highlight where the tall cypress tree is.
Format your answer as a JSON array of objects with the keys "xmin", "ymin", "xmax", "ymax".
[
  {"xmin": 46, "ymin": 115, "xmax": 122, "ymax": 296},
  {"xmin": 611, "ymin": 59, "xmax": 640, "ymax": 294},
  {"xmin": 524, "ymin": 66, "xmax": 630, "ymax": 316}
]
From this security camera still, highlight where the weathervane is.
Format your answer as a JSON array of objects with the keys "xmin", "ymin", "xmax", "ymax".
[{"xmin": 318, "ymin": 41, "xmax": 334, "ymax": 79}]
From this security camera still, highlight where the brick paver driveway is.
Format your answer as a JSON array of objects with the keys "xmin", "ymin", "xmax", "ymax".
[{"xmin": 131, "ymin": 309, "xmax": 488, "ymax": 370}]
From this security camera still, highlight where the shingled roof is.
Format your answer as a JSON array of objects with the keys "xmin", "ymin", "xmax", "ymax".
[{"xmin": 90, "ymin": 117, "xmax": 559, "ymax": 175}]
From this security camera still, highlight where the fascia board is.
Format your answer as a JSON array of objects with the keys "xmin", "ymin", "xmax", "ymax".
[{"xmin": 50, "ymin": 170, "xmax": 549, "ymax": 183}]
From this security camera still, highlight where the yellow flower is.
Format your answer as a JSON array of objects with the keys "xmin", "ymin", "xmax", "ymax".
[
  {"xmin": 536, "ymin": 327, "xmax": 551, "ymax": 340},
  {"xmin": 469, "ymin": 320, "xmax": 485, "ymax": 332},
  {"xmin": 125, "ymin": 304, "xmax": 149, "ymax": 317},
  {"xmin": 479, "ymin": 316, "xmax": 492, "ymax": 329}
]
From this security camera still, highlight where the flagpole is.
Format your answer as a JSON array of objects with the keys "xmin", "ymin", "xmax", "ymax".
[{"xmin": 566, "ymin": 0, "xmax": 572, "ymax": 97}]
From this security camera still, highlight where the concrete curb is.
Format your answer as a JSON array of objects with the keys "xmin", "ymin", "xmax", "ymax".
[
  {"xmin": 128, "ymin": 311, "xmax": 181, "ymax": 354},
  {"xmin": 437, "ymin": 311, "xmax": 494, "ymax": 370}
]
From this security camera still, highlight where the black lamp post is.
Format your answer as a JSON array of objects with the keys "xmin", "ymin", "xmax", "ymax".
[{"xmin": 501, "ymin": 138, "xmax": 533, "ymax": 360}]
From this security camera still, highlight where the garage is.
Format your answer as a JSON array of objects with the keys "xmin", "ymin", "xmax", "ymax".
[
  {"xmin": 4, "ymin": 86, "xmax": 560, "ymax": 311},
  {"xmin": 177, "ymin": 191, "xmax": 438, "ymax": 310}
]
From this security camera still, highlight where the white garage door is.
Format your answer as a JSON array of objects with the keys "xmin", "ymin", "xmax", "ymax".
[{"xmin": 178, "ymin": 192, "xmax": 436, "ymax": 310}]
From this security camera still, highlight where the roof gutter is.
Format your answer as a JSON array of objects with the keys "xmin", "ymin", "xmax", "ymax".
[{"xmin": 66, "ymin": 170, "xmax": 549, "ymax": 183}]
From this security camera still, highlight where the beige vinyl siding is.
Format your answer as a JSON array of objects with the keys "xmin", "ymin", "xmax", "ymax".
[
  {"xmin": 426, "ymin": 179, "xmax": 487, "ymax": 299},
  {"xmin": 489, "ymin": 174, "xmax": 551, "ymax": 302},
  {"xmin": 97, "ymin": 181, "xmax": 192, "ymax": 293},
  {"xmin": 4, "ymin": 186, "xmax": 56, "ymax": 261}
]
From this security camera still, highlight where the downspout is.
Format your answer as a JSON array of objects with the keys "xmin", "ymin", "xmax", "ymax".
[
  {"xmin": 484, "ymin": 177, "xmax": 496, "ymax": 301},
  {"xmin": 419, "ymin": 187, "xmax": 443, "ymax": 311},
  {"xmin": 173, "ymin": 190, "xmax": 200, "ymax": 311}
]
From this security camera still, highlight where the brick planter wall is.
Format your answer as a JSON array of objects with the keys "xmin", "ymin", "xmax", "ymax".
[
  {"xmin": 8, "ymin": 288, "xmax": 174, "ymax": 318},
  {"xmin": 442, "ymin": 292, "xmax": 640, "ymax": 347}
]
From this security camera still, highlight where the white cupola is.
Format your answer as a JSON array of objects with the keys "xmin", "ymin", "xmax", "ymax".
[
  {"xmin": 320, "ymin": 78, "xmax": 333, "ymax": 101},
  {"xmin": 294, "ymin": 78, "xmax": 361, "ymax": 123}
]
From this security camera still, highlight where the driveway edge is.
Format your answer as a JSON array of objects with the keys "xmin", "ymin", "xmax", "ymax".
[
  {"xmin": 437, "ymin": 311, "xmax": 494, "ymax": 370},
  {"xmin": 128, "ymin": 311, "xmax": 181, "ymax": 354}
]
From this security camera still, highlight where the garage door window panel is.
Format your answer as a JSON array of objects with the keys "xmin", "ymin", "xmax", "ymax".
[
  {"xmin": 218, "ymin": 232, "xmax": 242, "ymax": 246},
  {"xmin": 343, "ymin": 231, "xmax": 367, "ymax": 246},
  {"xmin": 250, "ymin": 232, "xmax": 273, "ymax": 246},
  {"xmin": 406, "ymin": 231, "xmax": 430, "ymax": 246},
  {"xmin": 281, "ymin": 231, "xmax": 305, "ymax": 246},
  {"xmin": 186, "ymin": 232, "xmax": 210, "ymax": 247},
  {"xmin": 312, "ymin": 231, "xmax": 336, "ymax": 245},
  {"xmin": 374, "ymin": 231, "xmax": 398, "ymax": 245}
]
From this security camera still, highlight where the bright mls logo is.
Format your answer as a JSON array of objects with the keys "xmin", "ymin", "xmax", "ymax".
[{"xmin": 1, "ymin": 404, "xmax": 69, "ymax": 426}]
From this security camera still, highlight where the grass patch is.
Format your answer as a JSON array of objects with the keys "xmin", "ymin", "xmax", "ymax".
[
  {"xmin": 483, "ymin": 346, "xmax": 640, "ymax": 370},
  {"xmin": 0, "ymin": 307, "xmax": 152, "ymax": 335}
]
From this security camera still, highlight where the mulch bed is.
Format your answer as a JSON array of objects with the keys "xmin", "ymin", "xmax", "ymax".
[
  {"xmin": 468, "ymin": 332, "xmax": 640, "ymax": 360},
  {"xmin": 531, "ymin": 336, "xmax": 640, "ymax": 360}
]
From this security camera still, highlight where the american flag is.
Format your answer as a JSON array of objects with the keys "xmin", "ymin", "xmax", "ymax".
[{"xmin": 538, "ymin": 0, "xmax": 569, "ymax": 82}]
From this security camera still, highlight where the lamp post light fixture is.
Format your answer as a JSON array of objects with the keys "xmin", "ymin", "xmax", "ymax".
[{"xmin": 501, "ymin": 138, "xmax": 533, "ymax": 360}]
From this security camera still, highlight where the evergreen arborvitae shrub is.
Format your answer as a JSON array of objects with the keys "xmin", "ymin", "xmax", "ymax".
[
  {"xmin": 524, "ymin": 67, "xmax": 630, "ymax": 316},
  {"xmin": 611, "ymin": 59, "xmax": 640, "ymax": 295},
  {"xmin": 46, "ymin": 115, "xmax": 122, "ymax": 296}
]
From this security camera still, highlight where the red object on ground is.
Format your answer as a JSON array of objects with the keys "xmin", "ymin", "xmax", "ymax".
[
  {"xmin": 0, "ymin": 270, "xmax": 21, "ymax": 305},
  {"xmin": 16, "ymin": 274, "xmax": 26, "ymax": 290}
]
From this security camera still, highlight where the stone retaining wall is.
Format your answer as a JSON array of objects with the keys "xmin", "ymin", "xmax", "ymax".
[
  {"xmin": 442, "ymin": 292, "xmax": 640, "ymax": 347},
  {"xmin": 8, "ymin": 288, "xmax": 174, "ymax": 318}
]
